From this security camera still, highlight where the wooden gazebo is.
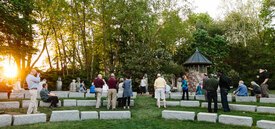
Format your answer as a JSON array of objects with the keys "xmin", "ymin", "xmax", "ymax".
[{"xmin": 183, "ymin": 48, "xmax": 212, "ymax": 73}]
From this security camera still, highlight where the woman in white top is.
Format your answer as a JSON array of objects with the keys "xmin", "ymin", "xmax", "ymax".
[
  {"xmin": 117, "ymin": 78, "xmax": 124, "ymax": 98},
  {"xmin": 140, "ymin": 77, "xmax": 147, "ymax": 95}
]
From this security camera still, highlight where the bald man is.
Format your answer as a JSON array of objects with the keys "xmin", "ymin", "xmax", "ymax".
[
  {"xmin": 93, "ymin": 74, "xmax": 105, "ymax": 108},
  {"xmin": 26, "ymin": 69, "xmax": 40, "ymax": 114}
]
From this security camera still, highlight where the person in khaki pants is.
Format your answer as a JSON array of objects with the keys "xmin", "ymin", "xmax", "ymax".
[
  {"xmin": 93, "ymin": 74, "xmax": 105, "ymax": 108},
  {"xmin": 107, "ymin": 73, "xmax": 118, "ymax": 110},
  {"xmin": 26, "ymin": 69, "xmax": 40, "ymax": 114}
]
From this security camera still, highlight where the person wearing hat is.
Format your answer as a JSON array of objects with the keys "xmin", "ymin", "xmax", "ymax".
[{"xmin": 154, "ymin": 73, "xmax": 167, "ymax": 108}]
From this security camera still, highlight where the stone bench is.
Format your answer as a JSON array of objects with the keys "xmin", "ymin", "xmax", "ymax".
[
  {"xmin": 160, "ymin": 101, "xmax": 180, "ymax": 106},
  {"xmin": 235, "ymin": 96, "xmax": 256, "ymax": 102},
  {"xmin": 0, "ymin": 92, "xmax": 8, "ymax": 99},
  {"xmin": 217, "ymin": 95, "xmax": 233, "ymax": 102},
  {"xmin": 162, "ymin": 110, "xmax": 195, "ymax": 120},
  {"xmin": 77, "ymin": 100, "xmax": 96, "ymax": 106},
  {"xmin": 81, "ymin": 111, "xmax": 98, "ymax": 120},
  {"xmin": 50, "ymin": 110, "xmax": 80, "ymax": 122},
  {"xmin": 100, "ymin": 111, "xmax": 131, "ymax": 119},
  {"xmin": 101, "ymin": 92, "xmax": 108, "ymax": 97},
  {"xmin": 24, "ymin": 92, "xmax": 41, "ymax": 99},
  {"xmin": 195, "ymin": 95, "xmax": 206, "ymax": 101},
  {"xmin": 40, "ymin": 101, "xmax": 61, "ymax": 107},
  {"xmin": 85, "ymin": 93, "xmax": 95, "ymax": 98},
  {"xmin": 0, "ymin": 101, "xmax": 20, "ymax": 109},
  {"xmin": 257, "ymin": 120, "xmax": 275, "ymax": 129},
  {"xmin": 132, "ymin": 92, "xmax": 137, "ymax": 99},
  {"xmin": 180, "ymin": 101, "xmax": 200, "ymax": 107},
  {"xmin": 13, "ymin": 113, "xmax": 46, "ymax": 126},
  {"xmin": 197, "ymin": 112, "xmax": 217, "ymax": 123},
  {"xmin": 170, "ymin": 93, "xmax": 195, "ymax": 100},
  {"xmin": 51, "ymin": 91, "xmax": 69, "ymax": 98},
  {"xmin": 68, "ymin": 92, "xmax": 85, "ymax": 98},
  {"xmin": 229, "ymin": 104, "xmax": 256, "ymax": 112},
  {"xmin": 63, "ymin": 99, "xmax": 77, "ymax": 106},
  {"xmin": 9, "ymin": 93, "xmax": 24, "ymax": 99},
  {"xmin": 201, "ymin": 102, "xmax": 222, "ymax": 109},
  {"xmin": 260, "ymin": 98, "xmax": 275, "ymax": 104},
  {"xmin": 103, "ymin": 100, "xmax": 134, "ymax": 106},
  {"xmin": 0, "ymin": 114, "xmax": 12, "ymax": 127},
  {"xmin": 257, "ymin": 106, "xmax": 275, "ymax": 114},
  {"xmin": 219, "ymin": 115, "xmax": 253, "ymax": 127},
  {"xmin": 22, "ymin": 100, "xmax": 31, "ymax": 108}
]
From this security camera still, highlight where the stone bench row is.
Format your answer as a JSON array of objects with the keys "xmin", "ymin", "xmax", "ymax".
[
  {"xmin": 2, "ymin": 91, "xmax": 137, "ymax": 100},
  {"xmin": 162, "ymin": 110, "xmax": 275, "ymax": 128},
  {"xmin": 0, "ymin": 110, "xmax": 131, "ymax": 127}
]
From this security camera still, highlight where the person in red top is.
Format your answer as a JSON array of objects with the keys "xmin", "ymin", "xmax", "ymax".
[
  {"xmin": 107, "ymin": 73, "xmax": 117, "ymax": 110},
  {"xmin": 93, "ymin": 74, "xmax": 105, "ymax": 108}
]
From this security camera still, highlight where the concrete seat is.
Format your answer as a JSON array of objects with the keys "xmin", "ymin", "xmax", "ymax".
[{"xmin": 50, "ymin": 110, "xmax": 80, "ymax": 122}]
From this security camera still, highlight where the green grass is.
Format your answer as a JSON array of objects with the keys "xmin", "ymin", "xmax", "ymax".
[{"xmin": 2, "ymin": 96, "xmax": 275, "ymax": 129}]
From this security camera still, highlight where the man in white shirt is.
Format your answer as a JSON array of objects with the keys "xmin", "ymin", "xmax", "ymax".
[
  {"xmin": 154, "ymin": 73, "xmax": 166, "ymax": 108},
  {"xmin": 26, "ymin": 69, "xmax": 40, "ymax": 114}
]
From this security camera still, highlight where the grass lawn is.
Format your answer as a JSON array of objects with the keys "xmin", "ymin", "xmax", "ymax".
[{"xmin": 2, "ymin": 95, "xmax": 275, "ymax": 129}]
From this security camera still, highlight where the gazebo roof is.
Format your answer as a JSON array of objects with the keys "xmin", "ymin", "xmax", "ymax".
[{"xmin": 183, "ymin": 48, "xmax": 212, "ymax": 66}]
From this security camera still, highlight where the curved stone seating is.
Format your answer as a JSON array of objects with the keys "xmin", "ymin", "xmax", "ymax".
[
  {"xmin": 180, "ymin": 101, "xmax": 200, "ymax": 107},
  {"xmin": 219, "ymin": 115, "xmax": 253, "ymax": 127},
  {"xmin": 9, "ymin": 93, "xmax": 24, "ymax": 99},
  {"xmin": 0, "ymin": 92, "xmax": 8, "ymax": 99},
  {"xmin": 24, "ymin": 92, "xmax": 41, "ymax": 99},
  {"xmin": 217, "ymin": 95, "xmax": 233, "ymax": 102},
  {"xmin": 68, "ymin": 92, "xmax": 85, "ymax": 98},
  {"xmin": 0, "ymin": 101, "xmax": 20, "ymax": 109},
  {"xmin": 159, "ymin": 101, "xmax": 179, "ymax": 106},
  {"xmin": 0, "ymin": 115, "xmax": 12, "ymax": 127},
  {"xmin": 103, "ymin": 99, "xmax": 134, "ymax": 106},
  {"xmin": 40, "ymin": 101, "xmax": 61, "ymax": 107},
  {"xmin": 260, "ymin": 98, "xmax": 275, "ymax": 104},
  {"xmin": 201, "ymin": 102, "xmax": 222, "ymax": 109},
  {"xmin": 197, "ymin": 112, "xmax": 217, "ymax": 123},
  {"xmin": 257, "ymin": 120, "xmax": 275, "ymax": 129},
  {"xmin": 81, "ymin": 111, "xmax": 98, "ymax": 120},
  {"xmin": 235, "ymin": 96, "xmax": 256, "ymax": 102},
  {"xmin": 85, "ymin": 93, "xmax": 95, "ymax": 98},
  {"xmin": 50, "ymin": 110, "xmax": 80, "ymax": 122},
  {"xmin": 63, "ymin": 99, "xmax": 77, "ymax": 107},
  {"xmin": 100, "ymin": 111, "xmax": 131, "ymax": 119},
  {"xmin": 229, "ymin": 104, "xmax": 257, "ymax": 112},
  {"xmin": 77, "ymin": 100, "xmax": 96, "ymax": 106},
  {"xmin": 195, "ymin": 95, "xmax": 206, "ymax": 101},
  {"xmin": 257, "ymin": 106, "xmax": 275, "ymax": 114},
  {"xmin": 51, "ymin": 91, "xmax": 69, "ymax": 98},
  {"xmin": 162, "ymin": 110, "xmax": 195, "ymax": 120},
  {"xmin": 13, "ymin": 114, "xmax": 46, "ymax": 126}
]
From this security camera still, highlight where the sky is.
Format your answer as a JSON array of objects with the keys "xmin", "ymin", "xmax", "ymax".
[{"xmin": 191, "ymin": 0, "xmax": 223, "ymax": 19}]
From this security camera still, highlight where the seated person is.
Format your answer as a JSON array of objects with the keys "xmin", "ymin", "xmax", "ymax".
[
  {"xmin": 249, "ymin": 81, "xmax": 261, "ymax": 97},
  {"xmin": 233, "ymin": 80, "xmax": 248, "ymax": 96},
  {"xmin": 40, "ymin": 83, "xmax": 59, "ymax": 108},
  {"xmin": 79, "ymin": 81, "xmax": 87, "ymax": 93}
]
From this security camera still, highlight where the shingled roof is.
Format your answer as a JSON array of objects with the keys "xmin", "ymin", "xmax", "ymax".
[{"xmin": 183, "ymin": 48, "xmax": 212, "ymax": 66}]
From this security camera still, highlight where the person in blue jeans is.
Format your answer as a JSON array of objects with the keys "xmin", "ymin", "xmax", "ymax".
[
  {"xmin": 218, "ymin": 71, "xmax": 231, "ymax": 112},
  {"xmin": 181, "ymin": 75, "xmax": 189, "ymax": 100},
  {"xmin": 233, "ymin": 80, "xmax": 248, "ymax": 96}
]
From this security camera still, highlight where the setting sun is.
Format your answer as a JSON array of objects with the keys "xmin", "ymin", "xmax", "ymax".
[{"xmin": 3, "ymin": 63, "xmax": 18, "ymax": 78}]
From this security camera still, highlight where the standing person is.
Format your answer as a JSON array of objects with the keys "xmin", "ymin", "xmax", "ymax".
[
  {"xmin": 40, "ymin": 83, "xmax": 59, "ymax": 108},
  {"xmin": 69, "ymin": 79, "xmax": 77, "ymax": 92},
  {"xmin": 26, "ymin": 69, "xmax": 40, "ymax": 114},
  {"xmin": 204, "ymin": 74, "xmax": 219, "ymax": 113},
  {"xmin": 233, "ymin": 80, "xmax": 248, "ymax": 96},
  {"xmin": 56, "ymin": 77, "xmax": 62, "ymax": 91},
  {"xmin": 94, "ymin": 74, "xmax": 105, "ymax": 108},
  {"xmin": 257, "ymin": 68, "xmax": 269, "ymax": 98},
  {"xmin": 107, "ymin": 73, "xmax": 117, "ymax": 110},
  {"xmin": 154, "ymin": 73, "xmax": 166, "ymax": 108},
  {"xmin": 181, "ymin": 75, "xmax": 189, "ymax": 100},
  {"xmin": 218, "ymin": 71, "xmax": 231, "ymax": 112},
  {"xmin": 123, "ymin": 76, "xmax": 133, "ymax": 109},
  {"xmin": 140, "ymin": 76, "xmax": 147, "ymax": 95}
]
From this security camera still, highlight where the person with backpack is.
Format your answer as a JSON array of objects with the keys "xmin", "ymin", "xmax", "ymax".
[
  {"xmin": 218, "ymin": 71, "xmax": 231, "ymax": 112},
  {"xmin": 181, "ymin": 75, "xmax": 189, "ymax": 100}
]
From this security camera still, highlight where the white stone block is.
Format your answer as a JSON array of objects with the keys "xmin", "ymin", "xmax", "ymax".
[
  {"xmin": 201, "ymin": 102, "xmax": 222, "ymax": 109},
  {"xmin": 132, "ymin": 92, "xmax": 137, "ymax": 99},
  {"xmin": 50, "ymin": 110, "xmax": 80, "ymax": 122},
  {"xmin": 77, "ymin": 100, "xmax": 96, "ymax": 106},
  {"xmin": 24, "ymin": 92, "xmax": 41, "ymax": 99},
  {"xmin": 257, "ymin": 120, "xmax": 275, "ymax": 129},
  {"xmin": 269, "ymin": 94, "xmax": 275, "ymax": 98},
  {"xmin": 229, "ymin": 104, "xmax": 256, "ymax": 112},
  {"xmin": 260, "ymin": 98, "xmax": 275, "ymax": 104},
  {"xmin": 235, "ymin": 96, "xmax": 256, "ymax": 102},
  {"xmin": 197, "ymin": 112, "xmax": 217, "ymax": 123},
  {"xmin": 69, "ymin": 92, "xmax": 85, "ymax": 98},
  {"xmin": 81, "ymin": 111, "xmax": 98, "ymax": 120},
  {"xmin": 257, "ymin": 106, "xmax": 275, "ymax": 114},
  {"xmin": 51, "ymin": 91, "xmax": 69, "ymax": 98},
  {"xmin": 102, "ymin": 91, "xmax": 108, "ymax": 97},
  {"xmin": 85, "ymin": 93, "xmax": 95, "ymax": 98},
  {"xmin": 218, "ymin": 95, "xmax": 233, "ymax": 102},
  {"xmin": 100, "ymin": 111, "xmax": 131, "ymax": 119},
  {"xmin": 9, "ymin": 93, "xmax": 24, "ymax": 99},
  {"xmin": 103, "ymin": 100, "xmax": 134, "ymax": 106},
  {"xmin": 170, "ymin": 93, "xmax": 182, "ymax": 100},
  {"xmin": 0, "ymin": 92, "xmax": 8, "ymax": 99},
  {"xmin": 162, "ymin": 110, "xmax": 195, "ymax": 120},
  {"xmin": 39, "ymin": 101, "xmax": 61, "ymax": 107},
  {"xmin": 63, "ymin": 99, "xmax": 77, "ymax": 107},
  {"xmin": 195, "ymin": 95, "xmax": 206, "ymax": 101},
  {"xmin": 22, "ymin": 100, "xmax": 31, "ymax": 108},
  {"xmin": 219, "ymin": 115, "xmax": 253, "ymax": 127},
  {"xmin": 117, "ymin": 92, "xmax": 123, "ymax": 98},
  {"xmin": 0, "ymin": 101, "xmax": 19, "ymax": 109},
  {"xmin": 13, "ymin": 114, "xmax": 46, "ymax": 126},
  {"xmin": 160, "ymin": 101, "xmax": 180, "ymax": 106},
  {"xmin": 0, "ymin": 115, "xmax": 12, "ymax": 127},
  {"xmin": 180, "ymin": 101, "xmax": 200, "ymax": 107}
]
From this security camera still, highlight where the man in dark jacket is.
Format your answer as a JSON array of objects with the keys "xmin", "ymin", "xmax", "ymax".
[
  {"xmin": 204, "ymin": 74, "xmax": 219, "ymax": 113},
  {"xmin": 218, "ymin": 71, "xmax": 231, "ymax": 112}
]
